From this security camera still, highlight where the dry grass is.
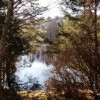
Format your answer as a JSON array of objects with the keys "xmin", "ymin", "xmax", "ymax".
[
  {"xmin": 17, "ymin": 89, "xmax": 100, "ymax": 100},
  {"xmin": 17, "ymin": 90, "xmax": 52, "ymax": 100}
]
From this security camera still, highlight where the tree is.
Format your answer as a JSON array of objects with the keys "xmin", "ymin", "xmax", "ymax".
[
  {"xmin": 0, "ymin": 0, "xmax": 46, "ymax": 99},
  {"xmin": 45, "ymin": 0, "xmax": 100, "ymax": 99}
]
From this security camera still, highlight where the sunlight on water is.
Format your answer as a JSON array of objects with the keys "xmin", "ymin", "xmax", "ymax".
[{"xmin": 15, "ymin": 56, "xmax": 53, "ymax": 88}]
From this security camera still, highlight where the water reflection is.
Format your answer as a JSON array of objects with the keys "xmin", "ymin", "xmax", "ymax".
[{"xmin": 15, "ymin": 53, "xmax": 53, "ymax": 90}]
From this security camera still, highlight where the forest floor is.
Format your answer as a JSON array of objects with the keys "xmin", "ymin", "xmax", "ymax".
[
  {"xmin": 17, "ymin": 90, "xmax": 56, "ymax": 100},
  {"xmin": 17, "ymin": 89, "xmax": 98, "ymax": 100}
]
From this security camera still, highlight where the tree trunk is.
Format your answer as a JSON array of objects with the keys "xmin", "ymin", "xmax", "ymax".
[
  {"xmin": 93, "ymin": 0, "xmax": 99, "ymax": 99},
  {"xmin": 2, "ymin": 0, "xmax": 14, "ymax": 88}
]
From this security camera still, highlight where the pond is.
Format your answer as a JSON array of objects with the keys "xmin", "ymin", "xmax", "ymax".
[{"xmin": 15, "ymin": 51, "xmax": 53, "ymax": 90}]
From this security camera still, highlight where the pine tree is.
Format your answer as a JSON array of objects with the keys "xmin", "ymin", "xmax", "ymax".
[
  {"xmin": 0, "ymin": 0, "xmax": 45, "ymax": 99},
  {"xmin": 46, "ymin": 0, "xmax": 100, "ymax": 99}
]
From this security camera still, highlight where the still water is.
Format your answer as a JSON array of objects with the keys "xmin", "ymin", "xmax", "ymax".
[{"xmin": 15, "ymin": 52, "xmax": 53, "ymax": 89}]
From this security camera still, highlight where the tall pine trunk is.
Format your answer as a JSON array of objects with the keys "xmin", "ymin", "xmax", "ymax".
[
  {"xmin": 0, "ymin": 0, "xmax": 14, "ymax": 98},
  {"xmin": 94, "ymin": 0, "xmax": 99, "ymax": 99}
]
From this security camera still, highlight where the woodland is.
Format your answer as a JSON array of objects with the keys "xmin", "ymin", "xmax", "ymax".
[{"xmin": 0, "ymin": 0, "xmax": 100, "ymax": 100}]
